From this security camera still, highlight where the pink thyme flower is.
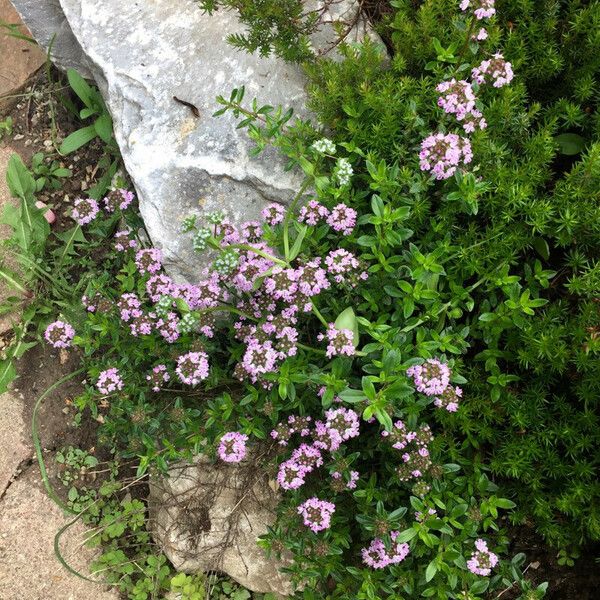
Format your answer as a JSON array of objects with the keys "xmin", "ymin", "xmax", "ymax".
[
  {"xmin": 361, "ymin": 531, "xmax": 410, "ymax": 569},
  {"xmin": 44, "ymin": 320, "xmax": 75, "ymax": 348},
  {"xmin": 135, "ymin": 248, "xmax": 162, "ymax": 275},
  {"xmin": 312, "ymin": 420, "xmax": 343, "ymax": 452},
  {"xmin": 291, "ymin": 444, "xmax": 323, "ymax": 472},
  {"xmin": 103, "ymin": 188, "xmax": 134, "ymax": 212},
  {"xmin": 72, "ymin": 197, "xmax": 99, "ymax": 225},
  {"xmin": 347, "ymin": 470, "xmax": 359, "ymax": 490},
  {"xmin": 325, "ymin": 407, "xmax": 360, "ymax": 441},
  {"xmin": 156, "ymin": 312, "xmax": 180, "ymax": 343},
  {"xmin": 436, "ymin": 79, "xmax": 477, "ymax": 120},
  {"xmin": 419, "ymin": 132, "xmax": 473, "ymax": 180},
  {"xmin": 325, "ymin": 249, "xmax": 367, "ymax": 287},
  {"xmin": 146, "ymin": 364, "xmax": 170, "ymax": 392},
  {"xmin": 297, "ymin": 497, "xmax": 336, "ymax": 533},
  {"xmin": 239, "ymin": 221, "xmax": 263, "ymax": 243},
  {"xmin": 96, "ymin": 368, "xmax": 124, "ymax": 395},
  {"xmin": 114, "ymin": 229, "xmax": 138, "ymax": 252},
  {"xmin": 460, "ymin": 0, "xmax": 496, "ymax": 20},
  {"xmin": 434, "ymin": 385, "xmax": 462, "ymax": 412},
  {"xmin": 473, "ymin": 27, "xmax": 488, "ymax": 41},
  {"xmin": 467, "ymin": 539, "xmax": 499, "ymax": 576},
  {"xmin": 318, "ymin": 323, "xmax": 355, "ymax": 358},
  {"xmin": 146, "ymin": 274, "xmax": 175, "ymax": 302},
  {"xmin": 406, "ymin": 358, "xmax": 451, "ymax": 396},
  {"xmin": 118, "ymin": 293, "xmax": 142, "ymax": 322},
  {"xmin": 261, "ymin": 203, "xmax": 285, "ymax": 226},
  {"xmin": 277, "ymin": 460, "xmax": 308, "ymax": 490},
  {"xmin": 472, "ymin": 53, "xmax": 514, "ymax": 87},
  {"xmin": 218, "ymin": 432, "xmax": 249, "ymax": 463},
  {"xmin": 299, "ymin": 199, "xmax": 329, "ymax": 226},
  {"xmin": 326, "ymin": 203, "xmax": 357, "ymax": 235},
  {"xmin": 176, "ymin": 351, "xmax": 209, "ymax": 385}
]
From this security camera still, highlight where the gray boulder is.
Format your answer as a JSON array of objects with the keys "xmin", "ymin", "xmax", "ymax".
[
  {"xmin": 8, "ymin": 0, "xmax": 93, "ymax": 78},
  {"xmin": 148, "ymin": 455, "xmax": 295, "ymax": 598},
  {"xmin": 55, "ymin": 0, "xmax": 385, "ymax": 282}
]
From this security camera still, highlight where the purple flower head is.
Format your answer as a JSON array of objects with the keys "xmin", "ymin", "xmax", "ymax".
[
  {"xmin": 325, "ymin": 407, "xmax": 360, "ymax": 441},
  {"xmin": 347, "ymin": 470, "xmax": 360, "ymax": 490},
  {"xmin": 436, "ymin": 79, "xmax": 477, "ymax": 120},
  {"xmin": 261, "ymin": 203, "xmax": 285, "ymax": 226},
  {"xmin": 239, "ymin": 221, "xmax": 263, "ymax": 243},
  {"xmin": 135, "ymin": 248, "xmax": 162, "ymax": 275},
  {"xmin": 96, "ymin": 368, "xmax": 124, "ymax": 395},
  {"xmin": 312, "ymin": 420, "xmax": 343, "ymax": 452},
  {"xmin": 299, "ymin": 199, "xmax": 329, "ymax": 226},
  {"xmin": 277, "ymin": 460, "xmax": 307, "ymax": 490},
  {"xmin": 325, "ymin": 249, "xmax": 367, "ymax": 287},
  {"xmin": 239, "ymin": 339, "xmax": 278, "ymax": 382},
  {"xmin": 467, "ymin": 539, "xmax": 499, "ymax": 576},
  {"xmin": 72, "ymin": 197, "xmax": 99, "ymax": 225},
  {"xmin": 318, "ymin": 323, "xmax": 355, "ymax": 358},
  {"xmin": 218, "ymin": 432, "xmax": 249, "ymax": 463},
  {"xmin": 406, "ymin": 358, "xmax": 451, "ymax": 396},
  {"xmin": 361, "ymin": 531, "xmax": 410, "ymax": 569},
  {"xmin": 129, "ymin": 311, "xmax": 155, "ymax": 336},
  {"xmin": 297, "ymin": 497, "xmax": 336, "ymax": 533},
  {"xmin": 118, "ymin": 293, "xmax": 142, "ymax": 322},
  {"xmin": 44, "ymin": 320, "xmax": 75, "ymax": 348},
  {"xmin": 176, "ymin": 351, "xmax": 209, "ymax": 386},
  {"xmin": 419, "ymin": 132, "xmax": 473, "ymax": 180},
  {"xmin": 146, "ymin": 274, "xmax": 175, "ymax": 303},
  {"xmin": 114, "ymin": 229, "xmax": 138, "ymax": 252},
  {"xmin": 291, "ymin": 444, "xmax": 323, "ymax": 473},
  {"xmin": 460, "ymin": 0, "xmax": 496, "ymax": 20},
  {"xmin": 326, "ymin": 203, "xmax": 357, "ymax": 235},
  {"xmin": 472, "ymin": 53, "xmax": 514, "ymax": 87},
  {"xmin": 146, "ymin": 364, "xmax": 170, "ymax": 392},
  {"xmin": 156, "ymin": 312, "xmax": 180, "ymax": 343},
  {"xmin": 103, "ymin": 188, "xmax": 134, "ymax": 212},
  {"xmin": 434, "ymin": 385, "xmax": 462, "ymax": 412}
]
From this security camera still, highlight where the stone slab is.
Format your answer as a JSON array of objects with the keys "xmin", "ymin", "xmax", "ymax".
[
  {"xmin": 0, "ymin": 465, "xmax": 120, "ymax": 600},
  {"xmin": 0, "ymin": 390, "xmax": 30, "ymax": 496},
  {"xmin": 8, "ymin": 0, "xmax": 93, "ymax": 78},
  {"xmin": 0, "ymin": 0, "xmax": 46, "ymax": 113}
]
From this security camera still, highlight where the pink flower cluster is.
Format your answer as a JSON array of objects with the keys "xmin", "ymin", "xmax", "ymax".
[
  {"xmin": 382, "ymin": 421, "xmax": 434, "ymax": 481},
  {"xmin": 217, "ymin": 432, "xmax": 249, "ymax": 463},
  {"xmin": 274, "ymin": 407, "xmax": 360, "ymax": 492},
  {"xmin": 472, "ymin": 53, "xmax": 514, "ymax": 88},
  {"xmin": 103, "ymin": 188, "xmax": 134, "ymax": 212},
  {"xmin": 467, "ymin": 539, "xmax": 499, "ymax": 576},
  {"xmin": 419, "ymin": 133, "xmax": 473, "ymax": 180},
  {"xmin": 73, "ymin": 188, "xmax": 135, "ymax": 226},
  {"xmin": 261, "ymin": 203, "xmax": 285, "ymax": 226},
  {"xmin": 135, "ymin": 248, "xmax": 162, "ymax": 275},
  {"xmin": 460, "ymin": 0, "xmax": 496, "ymax": 20},
  {"xmin": 297, "ymin": 497, "xmax": 336, "ymax": 533},
  {"xmin": 406, "ymin": 358, "xmax": 462, "ymax": 412},
  {"xmin": 361, "ymin": 531, "xmax": 410, "ymax": 569},
  {"xmin": 146, "ymin": 364, "xmax": 170, "ymax": 392},
  {"xmin": 299, "ymin": 200, "xmax": 357, "ymax": 236},
  {"xmin": 318, "ymin": 323, "xmax": 355, "ymax": 358},
  {"xmin": 72, "ymin": 197, "xmax": 99, "ymax": 225},
  {"xmin": 175, "ymin": 351, "xmax": 209, "ymax": 386},
  {"xmin": 114, "ymin": 229, "xmax": 138, "ymax": 252},
  {"xmin": 44, "ymin": 320, "xmax": 75, "ymax": 348},
  {"xmin": 96, "ymin": 368, "xmax": 124, "ymax": 395},
  {"xmin": 407, "ymin": 358, "xmax": 451, "ymax": 395},
  {"xmin": 436, "ymin": 79, "xmax": 487, "ymax": 133}
]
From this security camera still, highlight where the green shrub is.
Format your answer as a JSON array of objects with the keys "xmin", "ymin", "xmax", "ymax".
[{"xmin": 301, "ymin": 0, "xmax": 600, "ymax": 548}]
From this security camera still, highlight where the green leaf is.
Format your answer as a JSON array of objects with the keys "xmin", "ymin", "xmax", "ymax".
[
  {"xmin": 59, "ymin": 125, "xmax": 98, "ymax": 155},
  {"xmin": 394, "ymin": 528, "xmax": 417, "ymax": 543},
  {"xmin": 334, "ymin": 307, "xmax": 359, "ymax": 348},
  {"xmin": 425, "ymin": 560, "xmax": 437, "ymax": 582},
  {"xmin": 94, "ymin": 113, "xmax": 113, "ymax": 143},
  {"xmin": 288, "ymin": 224, "xmax": 307, "ymax": 261},
  {"xmin": 67, "ymin": 68, "xmax": 94, "ymax": 108},
  {"xmin": 555, "ymin": 132, "xmax": 586, "ymax": 155},
  {"xmin": 495, "ymin": 498, "xmax": 516, "ymax": 509},
  {"xmin": 6, "ymin": 154, "xmax": 35, "ymax": 200},
  {"xmin": 0, "ymin": 359, "xmax": 16, "ymax": 394}
]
